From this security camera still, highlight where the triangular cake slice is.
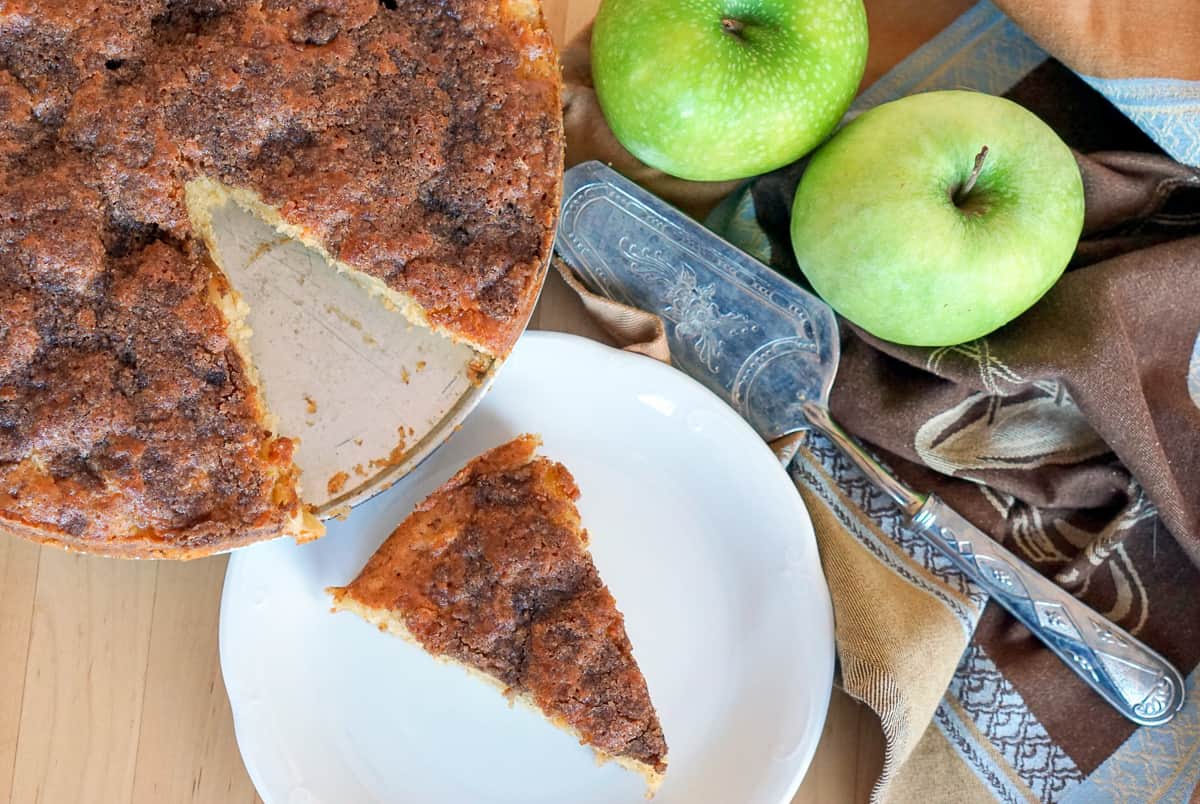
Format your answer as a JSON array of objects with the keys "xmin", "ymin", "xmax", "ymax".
[{"xmin": 329, "ymin": 434, "xmax": 668, "ymax": 792}]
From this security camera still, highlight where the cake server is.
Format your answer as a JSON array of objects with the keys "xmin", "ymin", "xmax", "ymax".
[{"xmin": 554, "ymin": 160, "xmax": 1185, "ymax": 727}]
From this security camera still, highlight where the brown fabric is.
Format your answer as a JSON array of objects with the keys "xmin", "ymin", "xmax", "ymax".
[
  {"xmin": 552, "ymin": 258, "xmax": 670, "ymax": 363},
  {"xmin": 754, "ymin": 67, "xmax": 1200, "ymax": 776},
  {"xmin": 890, "ymin": 718, "xmax": 999, "ymax": 803},
  {"xmin": 557, "ymin": 17, "xmax": 1200, "ymax": 802},
  {"xmin": 829, "ymin": 222, "xmax": 1200, "ymax": 558},
  {"xmin": 786, "ymin": 437, "xmax": 980, "ymax": 795},
  {"xmin": 760, "ymin": 83, "xmax": 1200, "ymax": 566},
  {"xmin": 992, "ymin": 0, "xmax": 1200, "ymax": 81}
]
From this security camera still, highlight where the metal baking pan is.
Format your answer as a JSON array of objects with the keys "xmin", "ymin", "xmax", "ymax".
[{"xmin": 206, "ymin": 201, "xmax": 543, "ymax": 519}]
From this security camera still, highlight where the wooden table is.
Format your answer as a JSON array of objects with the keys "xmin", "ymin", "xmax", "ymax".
[{"xmin": 0, "ymin": 1, "xmax": 974, "ymax": 800}]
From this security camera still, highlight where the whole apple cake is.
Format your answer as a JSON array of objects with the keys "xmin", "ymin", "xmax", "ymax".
[{"xmin": 0, "ymin": 0, "xmax": 563, "ymax": 558}]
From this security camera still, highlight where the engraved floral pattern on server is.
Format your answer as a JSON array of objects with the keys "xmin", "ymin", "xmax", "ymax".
[
  {"xmin": 974, "ymin": 555, "xmax": 1026, "ymax": 596},
  {"xmin": 621, "ymin": 238, "xmax": 755, "ymax": 372},
  {"xmin": 1069, "ymin": 649, "xmax": 1101, "ymax": 682},
  {"xmin": 1091, "ymin": 618, "xmax": 1130, "ymax": 648},
  {"xmin": 1133, "ymin": 676, "xmax": 1175, "ymax": 718},
  {"xmin": 1046, "ymin": 611, "xmax": 1073, "ymax": 634},
  {"xmin": 1035, "ymin": 601, "xmax": 1080, "ymax": 639}
]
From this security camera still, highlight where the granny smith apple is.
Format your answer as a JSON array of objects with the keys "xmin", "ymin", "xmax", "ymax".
[
  {"xmin": 790, "ymin": 90, "xmax": 1084, "ymax": 346},
  {"xmin": 591, "ymin": 0, "xmax": 868, "ymax": 181}
]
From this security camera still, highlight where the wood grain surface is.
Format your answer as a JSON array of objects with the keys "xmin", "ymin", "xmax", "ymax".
[{"xmin": 0, "ymin": 0, "xmax": 973, "ymax": 800}]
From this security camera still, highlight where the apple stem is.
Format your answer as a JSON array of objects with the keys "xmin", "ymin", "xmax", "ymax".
[
  {"xmin": 721, "ymin": 17, "xmax": 745, "ymax": 38},
  {"xmin": 953, "ymin": 146, "xmax": 989, "ymax": 206}
]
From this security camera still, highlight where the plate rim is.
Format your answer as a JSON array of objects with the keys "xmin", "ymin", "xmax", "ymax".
[{"xmin": 220, "ymin": 328, "xmax": 835, "ymax": 804}]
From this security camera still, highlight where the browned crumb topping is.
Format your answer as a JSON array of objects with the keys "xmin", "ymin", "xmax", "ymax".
[
  {"xmin": 4, "ymin": 0, "xmax": 561, "ymax": 353},
  {"xmin": 467, "ymin": 354, "xmax": 493, "ymax": 385},
  {"xmin": 332, "ymin": 435, "xmax": 668, "ymax": 772},
  {"xmin": 327, "ymin": 471, "xmax": 350, "ymax": 496},
  {"xmin": 0, "ymin": 0, "xmax": 561, "ymax": 555},
  {"xmin": 367, "ymin": 432, "xmax": 408, "ymax": 472},
  {"xmin": 0, "ymin": 155, "xmax": 298, "ymax": 550}
]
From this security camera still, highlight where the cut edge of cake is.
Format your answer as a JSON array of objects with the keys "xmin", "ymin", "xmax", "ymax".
[
  {"xmin": 0, "ymin": 259, "xmax": 322, "ymax": 556},
  {"xmin": 205, "ymin": 267, "xmax": 325, "ymax": 546},
  {"xmin": 182, "ymin": 171, "xmax": 508, "ymax": 548},
  {"xmin": 327, "ymin": 588, "xmax": 666, "ymax": 796},
  {"xmin": 160, "ymin": 0, "xmax": 563, "ymax": 554},
  {"xmin": 179, "ymin": 0, "xmax": 564, "ymax": 364},
  {"xmin": 185, "ymin": 177, "xmax": 493, "ymax": 354}
]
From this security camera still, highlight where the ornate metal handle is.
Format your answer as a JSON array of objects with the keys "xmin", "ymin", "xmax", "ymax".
[
  {"xmin": 801, "ymin": 402, "xmax": 1186, "ymax": 726},
  {"xmin": 912, "ymin": 496, "xmax": 1185, "ymax": 726},
  {"xmin": 801, "ymin": 403, "xmax": 923, "ymax": 515}
]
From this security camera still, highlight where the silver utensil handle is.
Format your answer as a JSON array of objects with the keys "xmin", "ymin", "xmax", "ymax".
[
  {"xmin": 801, "ymin": 404, "xmax": 924, "ymax": 515},
  {"xmin": 801, "ymin": 403, "xmax": 1186, "ymax": 726},
  {"xmin": 913, "ymin": 497, "xmax": 1185, "ymax": 725}
]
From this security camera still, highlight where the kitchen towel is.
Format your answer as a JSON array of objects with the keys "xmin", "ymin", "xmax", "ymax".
[
  {"xmin": 557, "ymin": 2, "xmax": 1200, "ymax": 801},
  {"xmin": 992, "ymin": 0, "xmax": 1200, "ymax": 167}
]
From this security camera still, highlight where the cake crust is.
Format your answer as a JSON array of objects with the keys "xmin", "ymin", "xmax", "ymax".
[
  {"xmin": 329, "ymin": 435, "xmax": 668, "ymax": 789},
  {"xmin": 0, "ymin": 0, "xmax": 563, "ymax": 557}
]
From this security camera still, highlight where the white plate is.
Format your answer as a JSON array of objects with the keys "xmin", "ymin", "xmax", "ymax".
[{"xmin": 220, "ymin": 331, "xmax": 834, "ymax": 804}]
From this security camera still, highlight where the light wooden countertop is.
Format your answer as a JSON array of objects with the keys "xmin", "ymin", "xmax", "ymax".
[{"xmin": 0, "ymin": 0, "xmax": 974, "ymax": 799}]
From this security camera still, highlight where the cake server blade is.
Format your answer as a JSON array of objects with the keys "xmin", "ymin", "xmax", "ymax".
[{"xmin": 555, "ymin": 160, "xmax": 1185, "ymax": 727}]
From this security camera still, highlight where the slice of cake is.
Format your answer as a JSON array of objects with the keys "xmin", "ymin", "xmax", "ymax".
[{"xmin": 329, "ymin": 435, "xmax": 668, "ymax": 792}]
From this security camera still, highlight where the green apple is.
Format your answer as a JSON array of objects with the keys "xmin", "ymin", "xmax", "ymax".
[
  {"xmin": 790, "ymin": 90, "xmax": 1084, "ymax": 346},
  {"xmin": 591, "ymin": 0, "xmax": 868, "ymax": 181}
]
